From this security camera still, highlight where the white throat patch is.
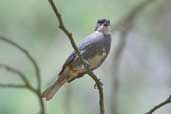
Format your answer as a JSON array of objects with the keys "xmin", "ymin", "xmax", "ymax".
[{"xmin": 97, "ymin": 25, "xmax": 111, "ymax": 35}]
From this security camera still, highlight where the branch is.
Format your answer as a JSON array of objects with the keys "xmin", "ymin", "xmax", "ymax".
[
  {"xmin": 0, "ymin": 84, "xmax": 45, "ymax": 114},
  {"xmin": 145, "ymin": 95, "xmax": 171, "ymax": 114},
  {"xmin": 0, "ymin": 36, "xmax": 41, "ymax": 91},
  {"xmin": 0, "ymin": 64, "xmax": 31, "ymax": 86},
  {"xmin": 0, "ymin": 37, "xmax": 45, "ymax": 114},
  {"xmin": 48, "ymin": 0, "xmax": 105, "ymax": 114},
  {"xmin": 0, "ymin": 84, "xmax": 26, "ymax": 89}
]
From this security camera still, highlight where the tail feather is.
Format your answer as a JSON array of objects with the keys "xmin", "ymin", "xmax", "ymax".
[{"xmin": 42, "ymin": 77, "xmax": 66, "ymax": 101}]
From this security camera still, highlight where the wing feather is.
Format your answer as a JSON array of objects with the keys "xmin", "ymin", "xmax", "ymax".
[{"xmin": 59, "ymin": 32, "xmax": 104, "ymax": 75}]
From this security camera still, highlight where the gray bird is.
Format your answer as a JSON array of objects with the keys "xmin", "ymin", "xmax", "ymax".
[{"xmin": 42, "ymin": 19, "xmax": 111, "ymax": 100}]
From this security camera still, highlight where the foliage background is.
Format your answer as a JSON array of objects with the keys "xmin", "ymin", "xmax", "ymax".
[{"xmin": 0, "ymin": 0, "xmax": 170, "ymax": 114}]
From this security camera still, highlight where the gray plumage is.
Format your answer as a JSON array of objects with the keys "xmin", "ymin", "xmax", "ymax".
[
  {"xmin": 62, "ymin": 31, "xmax": 111, "ymax": 74},
  {"xmin": 42, "ymin": 19, "xmax": 111, "ymax": 100}
]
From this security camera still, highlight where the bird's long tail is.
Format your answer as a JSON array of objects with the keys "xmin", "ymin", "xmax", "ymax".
[{"xmin": 41, "ymin": 76, "xmax": 67, "ymax": 101}]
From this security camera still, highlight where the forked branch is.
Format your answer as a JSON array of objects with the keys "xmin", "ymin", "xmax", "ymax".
[
  {"xmin": 0, "ymin": 36, "xmax": 41, "ymax": 91},
  {"xmin": 0, "ymin": 36, "xmax": 45, "ymax": 114}
]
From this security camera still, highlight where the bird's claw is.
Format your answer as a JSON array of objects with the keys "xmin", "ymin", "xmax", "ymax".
[{"xmin": 94, "ymin": 78, "xmax": 103, "ymax": 89}]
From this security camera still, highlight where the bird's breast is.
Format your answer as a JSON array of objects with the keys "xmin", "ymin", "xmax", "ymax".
[{"xmin": 88, "ymin": 48, "xmax": 106, "ymax": 69}]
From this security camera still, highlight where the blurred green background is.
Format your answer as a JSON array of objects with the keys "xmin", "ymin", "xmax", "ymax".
[{"xmin": 0, "ymin": 0, "xmax": 170, "ymax": 114}]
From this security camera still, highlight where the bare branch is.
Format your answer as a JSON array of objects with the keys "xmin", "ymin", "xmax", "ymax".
[
  {"xmin": 0, "ymin": 82, "xmax": 45, "ymax": 114},
  {"xmin": 48, "ymin": 0, "xmax": 105, "ymax": 114},
  {"xmin": 0, "ymin": 37, "xmax": 45, "ymax": 114},
  {"xmin": 0, "ymin": 36, "xmax": 41, "ymax": 91},
  {"xmin": 0, "ymin": 64, "xmax": 31, "ymax": 86},
  {"xmin": 0, "ymin": 84, "xmax": 26, "ymax": 89},
  {"xmin": 145, "ymin": 95, "xmax": 171, "ymax": 114}
]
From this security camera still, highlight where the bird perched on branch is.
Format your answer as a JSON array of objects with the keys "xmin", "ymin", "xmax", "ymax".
[{"xmin": 42, "ymin": 19, "xmax": 111, "ymax": 100}]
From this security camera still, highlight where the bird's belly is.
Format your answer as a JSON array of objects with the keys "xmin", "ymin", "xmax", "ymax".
[
  {"xmin": 88, "ymin": 52, "xmax": 106, "ymax": 69},
  {"xmin": 65, "ymin": 51, "xmax": 106, "ymax": 82}
]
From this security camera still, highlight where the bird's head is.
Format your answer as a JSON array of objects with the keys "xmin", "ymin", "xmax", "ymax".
[{"xmin": 95, "ymin": 19, "xmax": 111, "ymax": 35}]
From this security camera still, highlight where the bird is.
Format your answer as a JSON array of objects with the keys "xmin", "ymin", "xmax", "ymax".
[{"xmin": 42, "ymin": 19, "xmax": 112, "ymax": 101}]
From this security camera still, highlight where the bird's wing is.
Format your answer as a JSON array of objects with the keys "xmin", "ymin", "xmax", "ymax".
[
  {"xmin": 59, "ymin": 32, "xmax": 103, "ymax": 75},
  {"xmin": 59, "ymin": 52, "xmax": 76, "ymax": 75},
  {"xmin": 78, "ymin": 32, "xmax": 104, "ymax": 53}
]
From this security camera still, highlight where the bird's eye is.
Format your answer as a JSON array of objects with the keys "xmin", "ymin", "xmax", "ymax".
[
  {"xmin": 97, "ymin": 20, "xmax": 102, "ymax": 24},
  {"xmin": 97, "ymin": 19, "xmax": 105, "ymax": 24}
]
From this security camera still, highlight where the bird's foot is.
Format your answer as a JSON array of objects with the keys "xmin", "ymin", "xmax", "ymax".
[{"xmin": 94, "ymin": 78, "xmax": 103, "ymax": 89}]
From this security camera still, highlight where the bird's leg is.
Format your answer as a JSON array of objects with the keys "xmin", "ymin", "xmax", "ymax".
[{"xmin": 94, "ymin": 78, "xmax": 103, "ymax": 89}]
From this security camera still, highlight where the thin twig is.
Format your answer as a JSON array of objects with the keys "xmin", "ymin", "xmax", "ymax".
[
  {"xmin": 145, "ymin": 95, "xmax": 171, "ymax": 114},
  {"xmin": 0, "ymin": 63, "xmax": 45, "ymax": 113},
  {"xmin": 0, "ymin": 83, "xmax": 45, "ymax": 114},
  {"xmin": 0, "ymin": 64, "xmax": 31, "ymax": 86},
  {"xmin": 0, "ymin": 84, "xmax": 26, "ymax": 89},
  {"xmin": 0, "ymin": 36, "xmax": 41, "ymax": 91},
  {"xmin": 48, "ymin": 0, "xmax": 105, "ymax": 114}
]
